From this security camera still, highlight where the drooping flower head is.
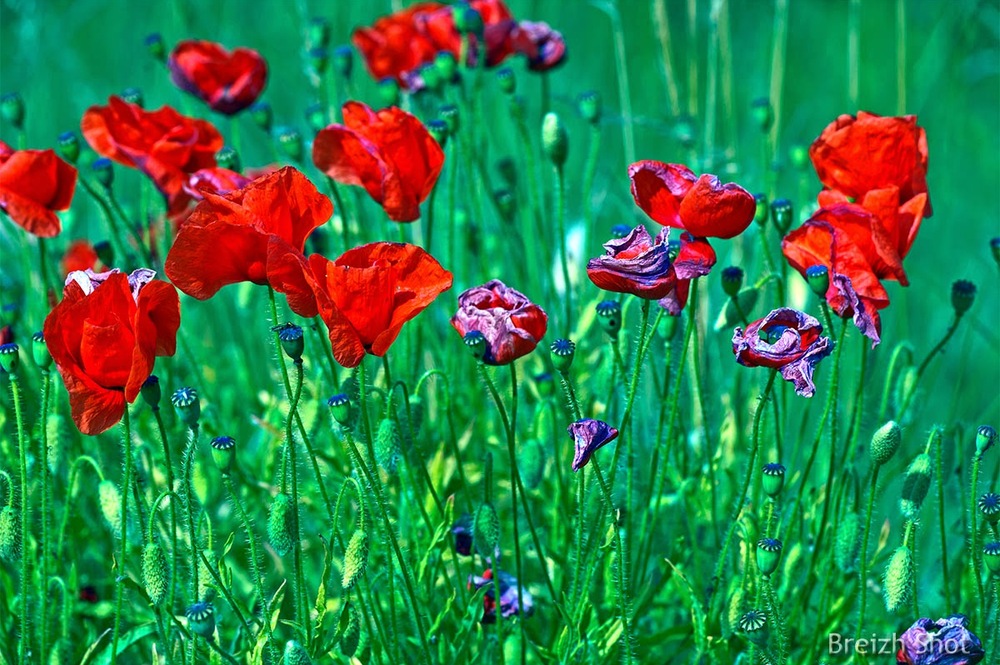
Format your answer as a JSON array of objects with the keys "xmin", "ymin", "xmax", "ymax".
[
  {"xmin": 568, "ymin": 419, "xmax": 619, "ymax": 471},
  {"xmin": 451, "ymin": 279, "xmax": 547, "ymax": 365},
  {"xmin": 0, "ymin": 140, "xmax": 78, "ymax": 237},
  {"xmin": 168, "ymin": 40, "xmax": 268, "ymax": 115},
  {"xmin": 165, "ymin": 166, "xmax": 331, "ymax": 301},
  {"xmin": 313, "ymin": 102, "xmax": 443, "ymax": 222},
  {"xmin": 895, "ymin": 614, "xmax": 984, "ymax": 665},
  {"xmin": 43, "ymin": 269, "xmax": 180, "ymax": 435},
  {"xmin": 451, "ymin": 514, "xmax": 473, "ymax": 556},
  {"xmin": 732, "ymin": 308, "xmax": 833, "ymax": 398},
  {"xmin": 81, "ymin": 96, "xmax": 223, "ymax": 216},
  {"xmin": 468, "ymin": 569, "xmax": 534, "ymax": 624}
]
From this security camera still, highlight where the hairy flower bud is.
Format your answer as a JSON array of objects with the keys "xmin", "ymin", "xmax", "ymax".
[
  {"xmin": 883, "ymin": 546, "xmax": 914, "ymax": 614},
  {"xmin": 835, "ymin": 512, "xmax": 862, "ymax": 573},
  {"xmin": 268, "ymin": 493, "xmax": 295, "ymax": 556},
  {"xmin": 0, "ymin": 505, "xmax": 21, "ymax": 561},
  {"xmin": 342, "ymin": 530, "xmax": 370, "ymax": 590},
  {"xmin": 143, "ymin": 541, "xmax": 170, "ymax": 605},
  {"xmin": 375, "ymin": 418, "xmax": 401, "ymax": 474},
  {"xmin": 541, "ymin": 112, "xmax": 568, "ymax": 167},
  {"xmin": 869, "ymin": 421, "xmax": 901, "ymax": 467},
  {"xmin": 899, "ymin": 453, "xmax": 932, "ymax": 520}
]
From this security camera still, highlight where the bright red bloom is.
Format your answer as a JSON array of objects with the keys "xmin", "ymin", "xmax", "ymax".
[
  {"xmin": 183, "ymin": 167, "xmax": 252, "ymax": 201},
  {"xmin": 0, "ymin": 141, "xmax": 77, "ymax": 237},
  {"xmin": 272, "ymin": 242, "xmax": 452, "ymax": 368},
  {"xmin": 352, "ymin": 3, "xmax": 444, "ymax": 85},
  {"xmin": 44, "ymin": 269, "xmax": 180, "ymax": 435},
  {"xmin": 61, "ymin": 240, "xmax": 100, "ymax": 275},
  {"xmin": 810, "ymin": 111, "xmax": 931, "ymax": 217},
  {"xmin": 732, "ymin": 308, "xmax": 833, "ymax": 398},
  {"xmin": 165, "ymin": 166, "xmax": 331, "ymax": 300},
  {"xmin": 168, "ymin": 40, "xmax": 268, "ymax": 115},
  {"xmin": 451, "ymin": 280, "xmax": 547, "ymax": 366},
  {"xmin": 313, "ymin": 102, "xmax": 444, "ymax": 222},
  {"xmin": 629, "ymin": 160, "xmax": 755, "ymax": 239},
  {"xmin": 81, "ymin": 97, "xmax": 223, "ymax": 216}
]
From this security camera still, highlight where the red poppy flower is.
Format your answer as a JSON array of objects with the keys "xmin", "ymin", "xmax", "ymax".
[
  {"xmin": 81, "ymin": 96, "xmax": 223, "ymax": 216},
  {"xmin": 0, "ymin": 325, "xmax": 12, "ymax": 346},
  {"xmin": 629, "ymin": 160, "xmax": 755, "ymax": 239},
  {"xmin": 44, "ymin": 269, "xmax": 180, "ymax": 435},
  {"xmin": 272, "ymin": 242, "xmax": 452, "ymax": 368},
  {"xmin": 168, "ymin": 40, "xmax": 268, "ymax": 115},
  {"xmin": 510, "ymin": 21, "xmax": 566, "ymax": 71},
  {"xmin": 352, "ymin": 3, "xmax": 444, "ymax": 85},
  {"xmin": 61, "ymin": 240, "xmax": 100, "ymax": 275},
  {"xmin": 0, "ymin": 140, "xmax": 77, "ymax": 237},
  {"xmin": 183, "ymin": 167, "xmax": 252, "ymax": 201},
  {"xmin": 732, "ymin": 308, "xmax": 833, "ymax": 398},
  {"xmin": 313, "ymin": 102, "xmax": 444, "ymax": 222},
  {"xmin": 810, "ymin": 111, "xmax": 930, "ymax": 217},
  {"xmin": 451, "ymin": 279, "xmax": 547, "ymax": 366},
  {"xmin": 419, "ymin": 0, "xmax": 517, "ymax": 68},
  {"xmin": 165, "ymin": 166, "xmax": 331, "ymax": 300}
]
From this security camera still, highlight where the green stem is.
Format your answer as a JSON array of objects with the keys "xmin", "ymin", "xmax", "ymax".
[
  {"xmin": 111, "ymin": 408, "xmax": 134, "ymax": 665},
  {"xmin": 38, "ymin": 371, "xmax": 51, "ymax": 660},
  {"xmin": 931, "ymin": 428, "xmax": 950, "ymax": 610},
  {"xmin": 899, "ymin": 313, "xmax": 964, "ymax": 417},
  {"xmin": 225, "ymin": 477, "xmax": 273, "ymax": 645},
  {"xmin": 855, "ymin": 464, "xmax": 881, "ymax": 643},
  {"xmin": 971, "ymin": 456, "xmax": 985, "ymax": 626},
  {"xmin": 152, "ymin": 408, "xmax": 179, "ymax": 612},
  {"xmin": 10, "ymin": 376, "xmax": 31, "ymax": 663},
  {"xmin": 554, "ymin": 164, "xmax": 571, "ymax": 337},
  {"xmin": 581, "ymin": 125, "xmax": 601, "ymax": 230},
  {"xmin": 591, "ymin": 459, "xmax": 634, "ymax": 664},
  {"xmin": 285, "ymin": 360, "xmax": 310, "ymax": 644}
]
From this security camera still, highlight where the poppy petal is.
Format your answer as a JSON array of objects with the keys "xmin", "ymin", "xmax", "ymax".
[
  {"xmin": 628, "ymin": 160, "xmax": 697, "ymax": 229},
  {"xmin": 678, "ymin": 174, "xmax": 756, "ymax": 239}
]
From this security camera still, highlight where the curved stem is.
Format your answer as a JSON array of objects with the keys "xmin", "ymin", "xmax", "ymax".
[{"xmin": 899, "ymin": 313, "xmax": 964, "ymax": 417}]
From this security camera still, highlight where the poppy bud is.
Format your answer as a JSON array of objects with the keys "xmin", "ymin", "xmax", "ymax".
[
  {"xmin": 610, "ymin": 223, "xmax": 631, "ymax": 239},
  {"xmin": 31, "ymin": 332, "xmax": 51, "ymax": 370},
  {"xmin": 751, "ymin": 97, "xmax": 773, "ymax": 132},
  {"xmin": 326, "ymin": 393, "xmax": 354, "ymax": 428},
  {"xmin": 439, "ymin": 104, "xmax": 460, "ymax": 135},
  {"xmin": 375, "ymin": 418, "xmax": 401, "ymax": 474},
  {"xmin": 285, "ymin": 640, "xmax": 312, "ymax": 665},
  {"xmin": 541, "ymin": 112, "xmax": 568, "ymax": 167},
  {"xmin": 596, "ymin": 300, "xmax": 622, "ymax": 338},
  {"xmin": 463, "ymin": 330, "xmax": 487, "ymax": 360},
  {"xmin": 978, "ymin": 493, "xmax": 1000, "ymax": 525},
  {"xmin": 211, "ymin": 436, "xmax": 236, "ymax": 476},
  {"xmin": 0, "ymin": 343, "xmax": 19, "ymax": 375},
  {"xmin": 275, "ymin": 323, "xmax": 304, "ymax": 363},
  {"xmin": 99, "ymin": 480, "xmax": 122, "ymax": 538},
  {"xmin": 268, "ymin": 493, "xmax": 295, "ymax": 556},
  {"xmin": 899, "ymin": 453, "xmax": 932, "ymax": 520},
  {"xmin": 305, "ymin": 103, "xmax": 327, "ymax": 134},
  {"xmin": 473, "ymin": 501, "xmax": 500, "ymax": 559},
  {"xmin": 550, "ymin": 338, "xmax": 576, "ymax": 372},
  {"xmin": 0, "ymin": 505, "xmax": 21, "ymax": 561},
  {"xmin": 94, "ymin": 240, "xmax": 114, "ymax": 267},
  {"xmin": 991, "ymin": 237, "xmax": 1000, "ymax": 268},
  {"xmin": 761, "ymin": 463, "xmax": 786, "ymax": 498},
  {"xmin": 121, "ymin": 87, "xmax": 144, "ymax": 108},
  {"xmin": 144, "ymin": 33, "xmax": 166, "ymax": 62},
  {"xmin": 753, "ymin": 193, "xmax": 768, "ymax": 226},
  {"xmin": 883, "ymin": 545, "xmax": 913, "ymax": 613},
  {"xmin": 377, "ymin": 78, "xmax": 400, "ymax": 107},
  {"xmin": 770, "ymin": 198, "xmax": 793, "ymax": 233},
  {"xmin": 435, "ymin": 51, "xmax": 457, "ymax": 81},
  {"xmin": 977, "ymin": 425, "xmax": 996, "ymax": 458},
  {"xmin": 788, "ymin": 144, "xmax": 808, "ymax": 171},
  {"xmin": 521, "ymin": 437, "xmax": 546, "ymax": 490},
  {"xmin": 332, "ymin": 45, "xmax": 354, "ymax": 80},
  {"xmin": 756, "ymin": 538, "xmax": 782, "ymax": 577},
  {"xmin": 578, "ymin": 90, "xmax": 601, "ymax": 124},
  {"xmin": 835, "ymin": 512, "xmax": 862, "ymax": 573},
  {"xmin": 91, "ymin": 158, "xmax": 114, "ymax": 189},
  {"xmin": 493, "ymin": 188, "xmax": 514, "ymax": 220},
  {"xmin": 658, "ymin": 313, "xmax": 679, "ymax": 340},
  {"xmin": 340, "ymin": 603, "xmax": 361, "ymax": 657},
  {"xmin": 250, "ymin": 102, "xmax": 273, "ymax": 133},
  {"xmin": 427, "ymin": 120, "xmax": 449, "ymax": 148},
  {"xmin": 215, "ymin": 146, "xmax": 241, "ymax": 172},
  {"xmin": 1, "ymin": 92, "xmax": 25, "ymax": 129},
  {"xmin": 950, "ymin": 279, "xmax": 976, "ymax": 315},
  {"xmin": 984, "ymin": 542, "xmax": 1000, "ymax": 575},
  {"xmin": 805, "ymin": 265, "xmax": 829, "ymax": 298},
  {"xmin": 141, "ymin": 375, "xmax": 161, "ymax": 410},
  {"xmin": 143, "ymin": 541, "xmax": 170, "ymax": 605},
  {"xmin": 739, "ymin": 610, "xmax": 769, "ymax": 646},
  {"xmin": 496, "ymin": 67, "xmax": 515, "ymax": 95},
  {"xmin": 307, "ymin": 17, "xmax": 331, "ymax": 49},
  {"xmin": 342, "ymin": 529, "xmax": 370, "ymax": 590},
  {"xmin": 721, "ymin": 266, "xmax": 744, "ymax": 299},
  {"xmin": 57, "ymin": 131, "xmax": 80, "ymax": 164},
  {"xmin": 276, "ymin": 127, "xmax": 304, "ymax": 163},
  {"xmin": 171, "ymin": 387, "xmax": 200, "ymax": 429},
  {"xmin": 308, "ymin": 47, "xmax": 329, "ymax": 77},
  {"xmin": 453, "ymin": 3, "xmax": 484, "ymax": 35},
  {"xmin": 185, "ymin": 602, "xmax": 216, "ymax": 638},
  {"xmin": 672, "ymin": 115, "xmax": 695, "ymax": 148},
  {"xmin": 869, "ymin": 420, "xmax": 901, "ymax": 467}
]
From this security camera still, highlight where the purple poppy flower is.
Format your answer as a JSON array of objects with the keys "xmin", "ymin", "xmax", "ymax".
[
  {"xmin": 568, "ymin": 418, "xmax": 619, "ymax": 471},
  {"xmin": 468, "ymin": 569, "xmax": 534, "ymax": 624},
  {"xmin": 896, "ymin": 614, "xmax": 984, "ymax": 665},
  {"xmin": 451, "ymin": 280, "xmax": 548, "ymax": 365},
  {"xmin": 511, "ymin": 21, "xmax": 567, "ymax": 72},
  {"xmin": 732, "ymin": 308, "xmax": 833, "ymax": 398},
  {"xmin": 831, "ymin": 273, "xmax": 881, "ymax": 348},
  {"xmin": 451, "ymin": 513, "xmax": 473, "ymax": 557}
]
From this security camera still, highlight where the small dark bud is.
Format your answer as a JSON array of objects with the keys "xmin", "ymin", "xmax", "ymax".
[
  {"xmin": 250, "ymin": 102, "xmax": 274, "ymax": 133},
  {"xmin": 596, "ymin": 300, "xmax": 622, "ymax": 338},
  {"xmin": 751, "ymin": 97, "xmax": 773, "ymax": 132},
  {"xmin": 427, "ymin": 120, "xmax": 449, "ymax": 148},
  {"xmin": 496, "ymin": 67, "xmax": 515, "ymax": 95},
  {"xmin": 770, "ymin": 198, "xmax": 793, "ymax": 233},
  {"xmin": 753, "ymin": 193, "xmax": 769, "ymax": 225},
  {"xmin": 984, "ymin": 542, "xmax": 1000, "ymax": 575},
  {"xmin": 31, "ymin": 332, "xmax": 51, "ymax": 370},
  {"xmin": 1, "ymin": 92, "xmax": 25, "ymax": 129},
  {"xmin": 276, "ymin": 127, "xmax": 303, "ymax": 163},
  {"xmin": 453, "ymin": 3, "xmax": 484, "ymax": 35},
  {"xmin": 305, "ymin": 102, "xmax": 327, "ymax": 134},
  {"xmin": 439, "ymin": 103, "xmax": 460, "ymax": 135},
  {"xmin": 185, "ymin": 602, "xmax": 216, "ymax": 638},
  {"xmin": 805, "ymin": 265, "xmax": 829, "ymax": 298},
  {"xmin": 721, "ymin": 266, "xmax": 744, "ymax": 299},
  {"xmin": 493, "ymin": 188, "xmax": 514, "ymax": 220},
  {"xmin": 990, "ymin": 237, "xmax": 1000, "ymax": 268},
  {"xmin": 951, "ymin": 280, "xmax": 976, "ymax": 315},
  {"xmin": 275, "ymin": 323, "xmax": 305, "ymax": 362},
  {"xmin": 171, "ymin": 387, "xmax": 200, "ymax": 429},
  {"xmin": 756, "ymin": 538, "xmax": 783, "ymax": 577},
  {"xmin": 435, "ymin": 51, "xmax": 457, "ymax": 81},
  {"xmin": 0, "ymin": 343, "xmax": 20, "ymax": 375},
  {"xmin": 215, "ymin": 146, "xmax": 241, "ymax": 172},
  {"xmin": 141, "ymin": 375, "xmax": 161, "ymax": 409},
  {"xmin": 120, "ymin": 87, "xmax": 144, "ymax": 108},
  {"xmin": 307, "ymin": 17, "xmax": 331, "ymax": 49},
  {"xmin": 144, "ymin": 33, "xmax": 166, "ymax": 62},
  {"xmin": 533, "ymin": 372, "xmax": 555, "ymax": 399},
  {"xmin": 550, "ymin": 338, "xmax": 576, "ymax": 372},
  {"xmin": 377, "ymin": 78, "xmax": 400, "ymax": 107},
  {"xmin": 761, "ymin": 463, "xmax": 786, "ymax": 498},
  {"xmin": 541, "ymin": 113, "xmax": 568, "ymax": 167},
  {"xmin": 332, "ymin": 45, "xmax": 354, "ymax": 79},
  {"xmin": 94, "ymin": 240, "xmax": 114, "ymax": 267},
  {"xmin": 578, "ymin": 90, "xmax": 601, "ymax": 124},
  {"xmin": 92, "ymin": 158, "xmax": 114, "ymax": 189},
  {"xmin": 211, "ymin": 436, "xmax": 236, "ymax": 476},
  {"xmin": 57, "ymin": 131, "xmax": 81, "ymax": 164},
  {"xmin": 308, "ymin": 47, "xmax": 329, "ymax": 77},
  {"xmin": 463, "ymin": 330, "xmax": 487, "ymax": 361}
]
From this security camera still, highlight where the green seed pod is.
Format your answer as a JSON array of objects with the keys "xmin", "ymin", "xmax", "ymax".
[
  {"xmin": 377, "ymin": 78, "xmax": 400, "ymax": 107},
  {"xmin": 268, "ymin": 493, "xmax": 295, "ymax": 556},
  {"xmin": 99, "ymin": 480, "xmax": 123, "ymax": 538},
  {"xmin": 340, "ymin": 603, "xmax": 361, "ymax": 657},
  {"xmin": 788, "ymin": 144, "xmax": 809, "ymax": 170},
  {"xmin": 186, "ymin": 601, "xmax": 216, "ymax": 638},
  {"xmin": 761, "ymin": 463, "xmax": 786, "ymax": 498},
  {"xmin": 250, "ymin": 102, "xmax": 274, "ymax": 133},
  {"xmin": 463, "ymin": 330, "xmax": 487, "ymax": 361},
  {"xmin": 520, "ymin": 438, "xmax": 546, "ymax": 491},
  {"xmin": 342, "ymin": 529, "xmax": 370, "ymax": 590},
  {"xmin": 984, "ymin": 542, "xmax": 1000, "ymax": 575},
  {"xmin": 541, "ymin": 112, "xmax": 568, "ymax": 167},
  {"xmin": 976, "ymin": 425, "xmax": 996, "ymax": 458},
  {"xmin": 978, "ymin": 493, "xmax": 1000, "ymax": 525},
  {"xmin": 835, "ymin": 512, "xmax": 862, "ymax": 573},
  {"xmin": 454, "ymin": 3, "xmax": 484, "ymax": 35},
  {"xmin": 143, "ymin": 541, "xmax": 170, "ymax": 605},
  {"xmin": 375, "ymin": 418, "xmax": 401, "ymax": 474},
  {"xmin": 1, "ymin": 92, "xmax": 25, "ymax": 129},
  {"xmin": 276, "ymin": 127, "xmax": 304, "ymax": 162},
  {"xmin": 275, "ymin": 323, "xmax": 305, "ymax": 363},
  {"xmin": 550, "ymin": 338, "xmax": 575, "ymax": 372},
  {"xmin": 333, "ymin": 46, "xmax": 354, "ymax": 80},
  {"xmin": 210, "ymin": 436, "xmax": 236, "ymax": 476},
  {"xmin": 121, "ymin": 87, "xmax": 144, "ymax": 108},
  {"xmin": 869, "ymin": 421, "xmax": 902, "ymax": 467},
  {"xmin": 496, "ymin": 67, "xmax": 515, "ymax": 95},
  {"xmin": 883, "ymin": 545, "xmax": 914, "ymax": 614},
  {"xmin": 0, "ymin": 343, "xmax": 20, "ymax": 374},
  {"xmin": 0, "ymin": 505, "xmax": 21, "ymax": 561},
  {"xmin": 721, "ymin": 266, "xmax": 744, "ymax": 298},
  {"xmin": 141, "ymin": 375, "xmax": 161, "ymax": 410},
  {"xmin": 739, "ymin": 610, "xmax": 769, "ymax": 647},
  {"xmin": 57, "ymin": 131, "xmax": 81, "ymax": 164},
  {"xmin": 215, "ymin": 146, "xmax": 241, "ymax": 172},
  {"xmin": 144, "ymin": 33, "xmax": 166, "ymax": 62},
  {"xmin": 596, "ymin": 300, "xmax": 622, "ymax": 338},
  {"xmin": 755, "ymin": 538, "xmax": 782, "ymax": 577},
  {"xmin": 951, "ymin": 280, "xmax": 976, "ymax": 315},
  {"xmin": 658, "ymin": 313, "xmax": 679, "ymax": 341},
  {"xmin": 899, "ymin": 453, "xmax": 932, "ymax": 520},
  {"xmin": 435, "ymin": 51, "xmax": 457, "ymax": 81},
  {"xmin": 171, "ymin": 387, "xmax": 200, "ymax": 429},
  {"xmin": 427, "ymin": 120, "xmax": 449, "ymax": 148},
  {"xmin": 326, "ymin": 393, "xmax": 354, "ymax": 428},
  {"xmin": 32, "ymin": 332, "xmax": 52, "ymax": 370},
  {"xmin": 577, "ymin": 90, "xmax": 601, "ymax": 125},
  {"xmin": 91, "ymin": 158, "xmax": 114, "ymax": 189},
  {"xmin": 753, "ymin": 193, "xmax": 769, "ymax": 226},
  {"xmin": 751, "ymin": 97, "xmax": 773, "ymax": 132},
  {"xmin": 284, "ymin": 639, "xmax": 312, "ymax": 665},
  {"xmin": 805, "ymin": 265, "xmax": 829, "ymax": 298},
  {"xmin": 473, "ymin": 501, "xmax": 500, "ymax": 559},
  {"xmin": 770, "ymin": 198, "xmax": 793, "ymax": 233}
]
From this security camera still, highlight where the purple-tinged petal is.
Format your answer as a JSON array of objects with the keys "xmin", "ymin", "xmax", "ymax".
[
  {"xmin": 830, "ymin": 273, "xmax": 881, "ymax": 348},
  {"xmin": 896, "ymin": 614, "xmax": 984, "ymax": 665},
  {"xmin": 567, "ymin": 418, "xmax": 619, "ymax": 471}
]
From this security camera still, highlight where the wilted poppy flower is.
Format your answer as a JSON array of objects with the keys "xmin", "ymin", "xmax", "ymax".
[
  {"xmin": 895, "ymin": 614, "xmax": 984, "ymax": 665},
  {"xmin": 183, "ymin": 167, "xmax": 252, "ymax": 201},
  {"xmin": 452, "ymin": 514, "xmax": 473, "ymax": 556},
  {"xmin": 61, "ymin": 240, "xmax": 100, "ymax": 275},
  {"xmin": 168, "ymin": 40, "xmax": 268, "ymax": 115},
  {"xmin": 165, "ymin": 166, "xmax": 331, "ymax": 300},
  {"xmin": 313, "ymin": 102, "xmax": 443, "ymax": 222},
  {"xmin": 468, "ymin": 569, "xmax": 534, "ymax": 624},
  {"xmin": 511, "ymin": 21, "xmax": 566, "ymax": 71},
  {"xmin": 586, "ymin": 224, "xmax": 715, "ymax": 300},
  {"xmin": 272, "ymin": 242, "xmax": 452, "ymax": 368},
  {"xmin": 43, "ymin": 268, "xmax": 180, "ymax": 435},
  {"xmin": 0, "ymin": 140, "xmax": 77, "ymax": 237},
  {"xmin": 451, "ymin": 279, "xmax": 547, "ymax": 365},
  {"xmin": 568, "ymin": 418, "xmax": 619, "ymax": 471},
  {"xmin": 810, "ymin": 111, "xmax": 931, "ymax": 217},
  {"xmin": 732, "ymin": 308, "xmax": 833, "ymax": 398},
  {"xmin": 81, "ymin": 96, "xmax": 223, "ymax": 216},
  {"xmin": 629, "ymin": 160, "xmax": 756, "ymax": 239}
]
